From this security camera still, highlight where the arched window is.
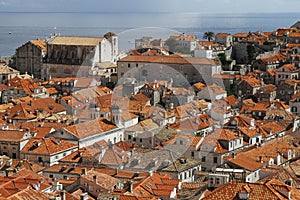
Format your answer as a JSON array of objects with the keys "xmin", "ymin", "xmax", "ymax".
[{"xmin": 292, "ymin": 106, "xmax": 297, "ymax": 113}]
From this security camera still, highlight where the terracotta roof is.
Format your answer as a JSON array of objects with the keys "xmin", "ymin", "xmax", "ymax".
[
  {"xmin": 243, "ymin": 77, "xmax": 262, "ymax": 88},
  {"xmin": 100, "ymin": 147, "xmax": 128, "ymax": 166},
  {"xmin": 0, "ymin": 130, "xmax": 30, "ymax": 142},
  {"xmin": 225, "ymin": 95, "xmax": 239, "ymax": 107},
  {"xmin": 213, "ymin": 74, "xmax": 235, "ymax": 79},
  {"xmin": 114, "ymin": 170, "xmax": 136, "ymax": 179},
  {"xmin": 198, "ymin": 41, "xmax": 215, "ymax": 46},
  {"xmin": 171, "ymin": 114, "xmax": 214, "ymax": 132},
  {"xmin": 201, "ymin": 181, "xmax": 285, "ymax": 200},
  {"xmin": 48, "ymin": 36, "xmax": 104, "ymax": 46},
  {"xmin": 7, "ymin": 188, "xmax": 49, "ymax": 200},
  {"xmin": 43, "ymin": 164, "xmax": 91, "ymax": 175},
  {"xmin": 192, "ymin": 82, "xmax": 206, "ymax": 91},
  {"xmin": 21, "ymin": 121, "xmax": 66, "ymax": 132},
  {"xmin": 131, "ymin": 173, "xmax": 179, "ymax": 198},
  {"xmin": 64, "ymin": 118, "xmax": 117, "ymax": 139},
  {"xmin": 260, "ymin": 54, "xmax": 286, "ymax": 64},
  {"xmin": 81, "ymin": 169, "xmax": 119, "ymax": 191},
  {"xmin": 260, "ymin": 122, "xmax": 285, "ymax": 137},
  {"xmin": 114, "ymin": 141, "xmax": 136, "ymax": 151},
  {"xmin": 215, "ymin": 33, "xmax": 231, "ymax": 37},
  {"xmin": 118, "ymin": 55, "xmax": 219, "ymax": 65},
  {"xmin": 7, "ymin": 78, "xmax": 44, "ymax": 95},
  {"xmin": 46, "ymin": 87, "xmax": 58, "ymax": 95},
  {"xmin": 233, "ymin": 33, "xmax": 249, "ymax": 38},
  {"xmin": 288, "ymin": 32, "xmax": 300, "ymax": 38},
  {"xmin": 238, "ymin": 127, "xmax": 260, "ymax": 138},
  {"xmin": 21, "ymin": 138, "xmax": 77, "ymax": 154},
  {"xmin": 59, "ymin": 148, "xmax": 96, "ymax": 163},
  {"xmin": 30, "ymin": 39, "xmax": 46, "ymax": 53},
  {"xmin": 131, "ymin": 93, "xmax": 150, "ymax": 102}
]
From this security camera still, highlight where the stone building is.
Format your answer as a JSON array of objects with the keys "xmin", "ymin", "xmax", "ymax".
[
  {"xmin": 41, "ymin": 33, "xmax": 118, "ymax": 80},
  {"xmin": 117, "ymin": 55, "xmax": 221, "ymax": 85},
  {"xmin": 15, "ymin": 40, "xmax": 46, "ymax": 78},
  {"xmin": 0, "ymin": 129, "xmax": 33, "ymax": 159},
  {"xmin": 215, "ymin": 33, "xmax": 232, "ymax": 47}
]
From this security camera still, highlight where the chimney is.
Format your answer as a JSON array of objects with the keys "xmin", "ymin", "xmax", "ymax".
[
  {"xmin": 81, "ymin": 168, "xmax": 87, "ymax": 175},
  {"xmin": 149, "ymin": 170, "xmax": 153, "ymax": 177},
  {"xmin": 60, "ymin": 190, "xmax": 66, "ymax": 200},
  {"xmin": 93, "ymin": 175, "xmax": 98, "ymax": 184},
  {"xmin": 80, "ymin": 193, "xmax": 88, "ymax": 200}
]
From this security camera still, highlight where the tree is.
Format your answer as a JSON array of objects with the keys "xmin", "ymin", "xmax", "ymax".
[
  {"xmin": 165, "ymin": 38, "xmax": 177, "ymax": 52},
  {"xmin": 203, "ymin": 31, "xmax": 215, "ymax": 42}
]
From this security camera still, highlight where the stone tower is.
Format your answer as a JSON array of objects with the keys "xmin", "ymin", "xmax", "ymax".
[{"xmin": 111, "ymin": 103, "xmax": 122, "ymax": 127}]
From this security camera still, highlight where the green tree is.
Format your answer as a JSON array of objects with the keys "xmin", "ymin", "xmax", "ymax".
[
  {"xmin": 203, "ymin": 31, "xmax": 215, "ymax": 42},
  {"xmin": 165, "ymin": 38, "xmax": 177, "ymax": 52}
]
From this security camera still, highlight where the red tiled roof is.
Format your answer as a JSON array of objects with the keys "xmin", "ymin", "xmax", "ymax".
[
  {"xmin": 201, "ymin": 181, "xmax": 283, "ymax": 200},
  {"xmin": 64, "ymin": 118, "xmax": 117, "ymax": 139},
  {"xmin": 30, "ymin": 40, "xmax": 46, "ymax": 53},
  {"xmin": 21, "ymin": 138, "xmax": 77, "ymax": 154},
  {"xmin": 119, "ymin": 55, "xmax": 219, "ymax": 65}
]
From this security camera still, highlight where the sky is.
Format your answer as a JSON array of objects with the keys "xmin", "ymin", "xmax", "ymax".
[{"xmin": 0, "ymin": 0, "xmax": 300, "ymax": 13}]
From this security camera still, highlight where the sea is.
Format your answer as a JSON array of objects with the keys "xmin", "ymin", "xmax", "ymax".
[{"xmin": 0, "ymin": 12, "xmax": 300, "ymax": 56}]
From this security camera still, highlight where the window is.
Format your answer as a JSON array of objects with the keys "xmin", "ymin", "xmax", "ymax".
[
  {"xmin": 12, "ymin": 153, "xmax": 16, "ymax": 159},
  {"xmin": 63, "ymin": 153, "xmax": 66, "ymax": 156},
  {"xmin": 128, "ymin": 135, "xmax": 132, "ymax": 140},
  {"xmin": 140, "ymin": 138, "xmax": 143, "ymax": 143},
  {"xmin": 128, "ymin": 63, "xmax": 130, "ymax": 68},
  {"xmin": 63, "ymin": 175, "xmax": 68, "ymax": 179},
  {"xmin": 133, "ymin": 137, "xmax": 136, "ymax": 142},
  {"xmin": 213, "ymin": 157, "xmax": 218, "ymax": 163},
  {"xmin": 38, "ymin": 157, "xmax": 43, "ymax": 162},
  {"xmin": 256, "ymin": 137, "xmax": 260, "ymax": 143},
  {"xmin": 216, "ymin": 178, "xmax": 220, "ymax": 185},
  {"xmin": 201, "ymin": 156, "xmax": 206, "ymax": 162},
  {"xmin": 49, "ymin": 174, "xmax": 54, "ymax": 178},
  {"xmin": 191, "ymin": 152, "xmax": 195, "ymax": 157}
]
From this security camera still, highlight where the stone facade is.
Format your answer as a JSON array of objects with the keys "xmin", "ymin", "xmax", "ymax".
[
  {"xmin": 117, "ymin": 55, "xmax": 221, "ymax": 86},
  {"xmin": 41, "ymin": 34, "xmax": 118, "ymax": 80},
  {"xmin": 15, "ymin": 40, "xmax": 46, "ymax": 78}
]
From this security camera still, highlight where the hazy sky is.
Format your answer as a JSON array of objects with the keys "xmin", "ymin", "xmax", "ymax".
[{"xmin": 0, "ymin": 0, "xmax": 300, "ymax": 13}]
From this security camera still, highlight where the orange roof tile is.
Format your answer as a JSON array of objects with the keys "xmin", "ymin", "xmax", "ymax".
[
  {"xmin": 21, "ymin": 138, "xmax": 77, "ymax": 154},
  {"xmin": 119, "ymin": 55, "xmax": 219, "ymax": 65},
  {"xmin": 64, "ymin": 118, "xmax": 117, "ymax": 139},
  {"xmin": 30, "ymin": 39, "xmax": 46, "ymax": 53}
]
